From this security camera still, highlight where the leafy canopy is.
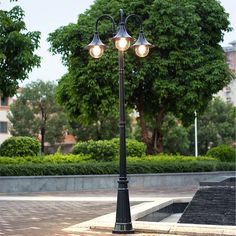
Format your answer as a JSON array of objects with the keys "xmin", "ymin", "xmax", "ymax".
[
  {"xmin": 8, "ymin": 80, "xmax": 69, "ymax": 145},
  {"xmin": 48, "ymin": 0, "xmax": 232, "ymax": 128},
  {"xmin": 0, "ymin": 6, "xmax": 40, "ymax": 96}
]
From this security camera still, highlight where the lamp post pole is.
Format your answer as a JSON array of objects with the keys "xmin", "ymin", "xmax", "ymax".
[
  {"xmin": 86, "ymin": 10, "xmax": 153, "ymax": 234},
  {"xmin": 194, "ymin": 111, "xmax": 198, "ymax": 157},
  {"xmin": 112, "ymin": 50, "xmax": 133, "ymax": 233}
]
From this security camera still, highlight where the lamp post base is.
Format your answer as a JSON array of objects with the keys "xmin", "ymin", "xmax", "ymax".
[
  {"xmin": 112, "ymin": 223, "xmax": 134, "ymax": 234},
  {"xmin": 112, "ymin": 178, "xmax": 134, "ymax": 234}
]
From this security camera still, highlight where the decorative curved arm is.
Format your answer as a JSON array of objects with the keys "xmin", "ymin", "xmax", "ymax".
[
  {"xmin": 125, "ymin": 14, "xmax": 143, "ymax": 31},
  {"xmin": 95, "ymin": 14, "xmax": 117, "ymax": 35}
]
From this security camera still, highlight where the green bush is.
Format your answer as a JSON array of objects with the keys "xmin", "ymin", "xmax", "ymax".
[
  {"xmin": 111, "ymin": 138, "xmax": 146, "ymax": 157},
  {"xmin": 0, "ymin": 153, "xmax": 215, "ymax": 165},
  {"xmin": 206, "ymin": 144, "xmax": 235, "ymax": 162},
  {"xmin": 72, "ymin": 140, "xmax": 115, "ymax": 161},
  {"xmin": 127, "ymin": 155, "xmax": 216, "ymax": 163},
  {"xmin": 0, "ymin": 136, "xmax": 40, "ymax": 157},
  {"xmin": 0, "ymin": 160, "xmax": 235, "ymax": 176},
  {"xmin": 0, "ymin": 154, "xmax": 92, "ymax": 164},
  {"xmin": 72, "ymin": 138, "xmax": 146, "ymax": 161}
]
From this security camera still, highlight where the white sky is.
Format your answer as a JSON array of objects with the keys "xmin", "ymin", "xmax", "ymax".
[{"xmin": 0, "ymin": 0, "xmax": 235, "ymax": 85}]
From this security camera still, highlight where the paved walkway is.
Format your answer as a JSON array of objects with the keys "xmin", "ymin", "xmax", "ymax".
[{"xmin": 0, "ymin": 187, "xmax": 197, "ymax": 236}]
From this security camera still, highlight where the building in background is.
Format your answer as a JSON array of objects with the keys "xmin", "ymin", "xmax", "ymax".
[
  {"xmin": 0, "ymin": 96, "xmax": 14, "ymax": 144},
  {"xmin": 217, "ymin": 40, "xmax": 236, "ymax": 105}
]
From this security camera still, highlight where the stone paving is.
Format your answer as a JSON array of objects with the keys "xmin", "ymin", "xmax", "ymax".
[
  {"xmin": 0, "ymin": 187, "xmax": 197, "ymax": 236},
  {"xmin": 0, "ymin": 201, "xmax": 117, "ymax": 236}
]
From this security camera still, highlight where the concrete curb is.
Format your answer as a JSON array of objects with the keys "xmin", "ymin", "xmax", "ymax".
[
  {"xmin": 63, "ymin": 197, "xmax": 236, "ymax": 236},
  {"xmin": 0, "ymin": 171, "xmax": 235, "ymax": 193}
]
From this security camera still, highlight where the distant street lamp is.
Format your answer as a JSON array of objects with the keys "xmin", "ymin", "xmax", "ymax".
[
  {"xmin": 86, "ymin": 9, "xmax": 153, "ymax": 234},
  {"xmin": 194, "ymin": 111, "xmax": 198, "ymax": 157}
]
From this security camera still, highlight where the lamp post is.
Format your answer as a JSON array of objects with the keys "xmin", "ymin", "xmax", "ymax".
[
  {"xmin": 86, "ymin": 9, "xmax": 153, "ymax": 234},
  {"xmin": 194, "ymin": 111, "xmax": 198, "ymax": 157}
]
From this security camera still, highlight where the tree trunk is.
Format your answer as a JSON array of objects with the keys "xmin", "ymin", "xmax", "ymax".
[
  {"xmin": 41, "ymin": 127, "xmax": 45, "ymax": 154},
  {"xmin": 153, "ymin": 108, "xmax": 165, "ymax": 153},
  {"xmin": 136, "ymin": 91, "xmax": 151, "ymax": 153},
  {"xmin": 136, "ymin": 89, "xmax": 166, "ymax": 155}
]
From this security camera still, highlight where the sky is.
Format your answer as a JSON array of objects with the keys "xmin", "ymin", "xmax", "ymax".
[{"xmin": 0, "ymin": 0, "xmax": 236, "ymax": 85}]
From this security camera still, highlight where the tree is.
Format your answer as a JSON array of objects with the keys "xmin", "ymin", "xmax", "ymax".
[
  {"xmin": 48, "ymin": 0, "xmax": 233, "ymax": 154},
  {"xmin": 0, "ymin": 6, "xmax": 40, "ymax": 97},
  {"xmin": 69, "ymin": 111, "xmax": 134, "ymax": 141},
  {"xmin": 69, "ymin": 116, "xmax": 119, "ymax": 141},
  {"xmin": 188, "ymin": 97, "xmax": 235, "ymax": 155},
  {"xmin": 8, "ymin": 80, "xmax": 69, "ymax": 153},
  {"xmin": 133, "ymin": 113, "xmax": 190, "ymax": 154},
  {"xmin": 162, "ymin": 113, "xmax": 190, "ymax": 155}
]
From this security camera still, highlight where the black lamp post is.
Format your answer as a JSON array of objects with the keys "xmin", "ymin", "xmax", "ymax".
[{"xmin": 86, "ymin": 9, "xmax": 153, "ymax": 234}]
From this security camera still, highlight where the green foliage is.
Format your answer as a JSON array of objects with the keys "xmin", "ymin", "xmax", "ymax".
[
  {"xmin": 0, "ymin": 153, "xmax": 216, "ymax": 164},
  {"xmin": 72, "ymin": 138, "xmax": 146, "ymax": 160},
  {"xmin": 189, "ymin": 98, "xmax": 236, "ymax": 155},
  {"xmin": 0, "ymin": 152, "xmax": 234, "ymax": 176},
  {"xmin": 162, "ymin": 113, "xmax": 190, "ymax": 155},
  {"xmin": 0, "ymin": 160, "xmax": 234, "ymax": 176},
  {"xmin": 69, "ymin": 115, "xmax": 119, "ymax": 141},
  {"xmin": 206, "ymin": 144, "xmax": 235, "ymax": 162},
  {"xmin": 72, "ymin": 140, "xmax": 116, "ymax": 161},
  {"xmin": 0, "ymin": 6, "xmax": 40, "ymax": 96},
  {"xmin": 127, "ymin": 155, "xmax": 216, "ymax": 163},
  {"xmin": 0, "ymin": 154, "xmax": 92, "ymax": 164},
  {"xmin": 0, "ymin": 136, "xmax": 40, "ymax": 157},
  {"xmin": 48, "ymin": 0, "xmax": 233, "ymax": 154},
  {"xmin": 133, "ymin": 98, "xmax": 235, "ymax": 156},
  {"xmin": 111, "ymin": 138, "xmax": 146, "ymax": 157},
  {"xmin": 8, "ymin": 80, "xmax": 70, "ymax": 152},
  {"xmin": 69, "ymin": 111, "xmax": 133, "ymax": 141}
]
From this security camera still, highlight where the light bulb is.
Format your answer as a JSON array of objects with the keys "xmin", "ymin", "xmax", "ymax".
[
  {"xmin": 89, "ymin": 45, "xmax": 104, "ymax": 58},
  {"xmin": 135, "ymin": 45, "xmax": 149, "ymax": 57},
  {"xmin": 115, "ymin": 37, "xmax": 130, "ymax": 51}
]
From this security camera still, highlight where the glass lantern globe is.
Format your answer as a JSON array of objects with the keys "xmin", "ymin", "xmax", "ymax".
[{"xmin": 89, "ymin": 45, "xmax": 104, "ymax": 58}]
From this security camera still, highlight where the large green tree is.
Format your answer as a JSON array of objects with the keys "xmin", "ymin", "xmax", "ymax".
[
  {"xmin": 48, "ymin": 0, "xmax": 233, "ymax": 154},
  {"xmin": 8, "ymin": 81, "xmax": 69, "ymax": 153},
  {"xmin": 0, "ymin": 6, "xmax": 40, "ymax": 96}
]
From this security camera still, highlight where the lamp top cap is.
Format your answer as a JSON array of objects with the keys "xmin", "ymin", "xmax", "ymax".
[
  {"xmin": 86, "ymin": 32, "xmax": 106, "ymax": 49},
  {"xmin": 131, "ymin": 31, "xmax": 153, "ymax": 48},
  {"xmin": 112, "ymin": 24, "xmax": 133, "ymax": 42}
]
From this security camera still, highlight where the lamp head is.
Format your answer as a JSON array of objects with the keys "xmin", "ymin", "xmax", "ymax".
[
  {"xmin": 86, "ymin": 32, "xmax": 106, "ymax": 58},
  {"xmin": 131, "ymin": 31, "xmax": 153, "ymax": 57},
  {"xmin": 112, "ymin": 24, "xmax": 133, "ymax": 51}
]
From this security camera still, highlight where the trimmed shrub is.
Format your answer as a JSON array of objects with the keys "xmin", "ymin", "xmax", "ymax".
[
  {"xmin": 0, "ymin": 153, "xmax": 216, "ymax": 165},
  {"xmin": 0, "ymin": 161, "xmax": 235, "ymax": 176},
  {"xmin": 72, "ymin": 138, "xmax": 146, "ymax": 160},
  {"xmin": 127, "ymin": 155, "xmax": 216, "ymax": 163},
  {"xmin": 0, "ymin": 154, "xmax": 92, "ymax": 164},
  {"xmin": 206, "ymin": 144, "xmax": 235, "ymax": 162},
  {"xmin": 111, "ymin": 138, "xmax": 146, "ymax": 157},
  {"xmin": 0, "ymin": 136, "xmax": 40, "ymax": 157},
  {"xmin": 72, "ymin": 140, "xmax": 115, "ymax": 161}
]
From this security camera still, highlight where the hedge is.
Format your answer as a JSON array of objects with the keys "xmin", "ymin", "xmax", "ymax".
[
  {"xmin": 0, "ymin": 154, "xmax": 92, "ymax": 165},
  {"xmin": 0, "ymin": 161, "xmax": 235, "ymax": 176},
  {"xmin": 0, "ymin": 154, "xmax": 216, "ymax": 165}
]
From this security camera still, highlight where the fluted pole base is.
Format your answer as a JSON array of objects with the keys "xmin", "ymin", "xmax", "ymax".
[{"xmin": 112, "ymin": 177, "xmax": 134, "ymax": 234}]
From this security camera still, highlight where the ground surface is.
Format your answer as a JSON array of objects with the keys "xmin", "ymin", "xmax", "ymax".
[{"xmin": 0, "ymin": 187, "xmax": 196, "ymax": 236}]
